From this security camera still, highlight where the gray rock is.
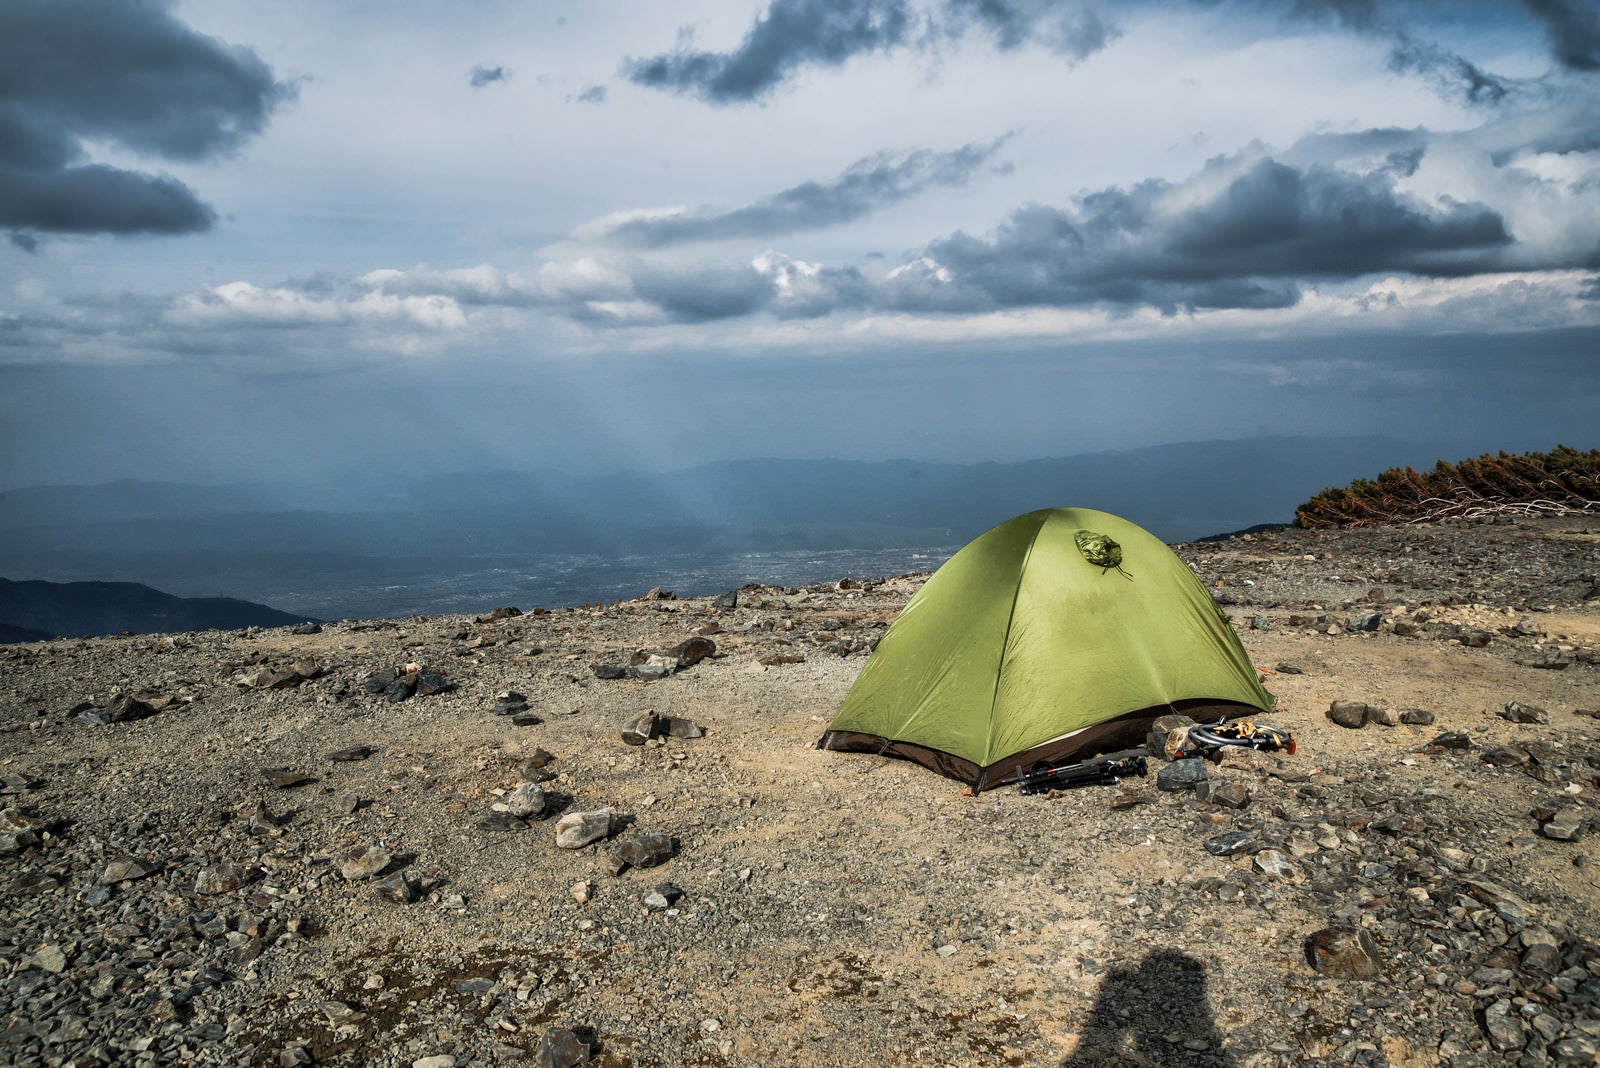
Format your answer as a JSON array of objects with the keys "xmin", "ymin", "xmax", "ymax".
[
  {"xmin": 1156, "ymin": 758, "xmax": 1207, "ymax": 791},
  {"xmin": 194, "ymin": 863, "xmax": 257, "ymax": 895},
  {"xmin": 505, "ymin": 782, "xmax": 547, "ymax": 820},
  {"xmin": 1145, "ymin": 714, "xmax": 1197, "ymax": 759},
  {"xmin": 339, "ymin": 844, "xmax": 391, "ymax": 881},
  {"xmin": 1481, "ymin": 744, "xmax": 1531, "ymax": 767},
  {"xmin": 1431, "ymin": 730, "xmax": 1472, "ymax": 750},
  {"xmin": 1552, "ymin": 1036, "xmax": 1600, "ymax": 1063},
  {"xmin": 1209, "ymin": 781, "xmax": 1252, "ymax": 809},
  {"xmin": 1541, "ymin": 810, "xmax": 1584, "ymax": 841},
  {"xmin": 667, "ymin": 636, "xmax": 716, "ymax": 667},
  {"xmin": 1274, "ymin": 662, "xmax": 1303, "ymax": 674},
  {"xmin": 1327, "ymin": 700, "xmax": 1369, "ymax": 729},
  {"xmin": 1306, "ymin": 927, "xmax": 1381, "ymax": 979},
  {"xmin": 374, "ymin": 870, "xmax": 417, "ymax": 903},
  {"xmin": 1365, "ymin": 705, "xmax": 1401, "ymax": 727},
  {"xmin": 1204, "ymin": 831, "xmax": 1259, "ymax": 856},
  {"xmin": 643, "ymin": 883, "xmax": 684, "ymax": 910},
  {"xmin": 100, "ymin": 857, "xmax": 157, "ymax": 883},
  {"xmin": 1482, "ymin": 999, "xmax": 1526, "ymax": 1052},
  {"xmin": 1352, "ymin": 611, "xmax": 1383, "ymax": 632},
  {"xmin": 1502, "ymin": 700, "xmax": 1549, "ymax": 724},
  {"xmin": 1253, "ymin": 850, "xmax": 1296, "ymax": 879},
  {"xmin": 534, "ymin": 1027, "xmax": 592, "ymax": 1068},
  {"xmin": 1398, "ymin": 708, "xmax": 1436, "ymax": 725},
  {"xmin": 607, "ymin": 832, "xmax": 675, "ymax": 875},
  {"xmin": 661, "ymin": 715, "xmax": 704, "ymax": 739},
  {"xmin": 554, "ymin": 809, "xmax": 615, "ymax": 849},
  {"xmin": 620, "ymin": 711, "xmax": 660, "ymax": 746}
]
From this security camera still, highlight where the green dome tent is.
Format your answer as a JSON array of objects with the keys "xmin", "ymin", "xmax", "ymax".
[{"xmin": 819, "ymin": 507, "xmax": 1275, "ymax": 791}]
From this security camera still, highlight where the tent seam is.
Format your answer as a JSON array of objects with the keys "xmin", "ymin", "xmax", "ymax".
[{"xmin": 981, "ymin": 509, "xmax": 1046, "ymax": 775}]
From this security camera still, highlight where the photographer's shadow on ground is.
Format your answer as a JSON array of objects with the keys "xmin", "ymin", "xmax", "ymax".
[{"xmin": 1060, "ymin": 948, "xmax": 1236, "ymax": 1067}]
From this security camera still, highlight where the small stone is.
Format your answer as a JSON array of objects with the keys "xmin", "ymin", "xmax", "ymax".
[
  {"xmin": 328, "ymin": 746, "xmax": 376, "ymax": 762},
  {"xmin": 643, "ymin": 883, "xmax": 684, "ymax": 909},
  {"xmin": 412, "ymin": 1057, "xmax": 457, "ymax": 1068},
  {"xmin": 1541, "ymin": 810, "xmax": 1584, "ymax": 841},
  {"xmin": 667, "ymin": 636, "xmax": 716, "ymax": 667},
  {"xmin": 279, "ymin": 1048, "xmax": 314, "ymax": 1068},
  {"xmin": 1253, "ymin": 850, "xmax": 1296, "ymax": 879},
  {"xmin": 1481, "ymin": 744, "xmax": 1531, "ymax": 767},
  {"xmin": 1274, "ymin": 662, "xmax": 1303, "ymax": 674},
  {"xmin": 1352, "ymin": 611, "xmax": 1383, "ymax": 632},
  {"xmin": 101, "ymin": 857, "xmax": 157, "ymax": 883},
  {"xmin": 28, "ymin": 944, "xmax": 68, "ymax": 974},
  {"xmin": 1204, "ymin": 831, "xmax": 1259, "ymax": 857},
  {"xmin": 533, "ymin": 1027, "xmax": 591, "ymax": 1068},
  {"xmin": 620, "ymin": 712, "xmax": 660, "ymax": 746},
  {"xmin": 248, "ymin": 801, "xmax": 281, "ymax": 833},
  {"xmin": 1502, "ymin": 701, "xmax": 1549, "ymax": 724},
  {"xmin": 661, "ymin": 716, "xmax": 705, "ymax": 739},
  {"xmin": 1483, "ymin": 999, "xmax": 1526, "ymax": 1051},
  {"xmin": 263, "ymin": 768, "xmax": 314, "ymax": 789},
  {"xmin": 1430, "ymin": 730, "xmax": 1472, "ymax": 750},
  {"xmin": 608, "ymin": 832, "xmax": 675, "ymax": 875},
  {"xmin": 554, "ymin": 809, "xmax": 615, "ymax": 849},
  {"xmin": 1209, "ymin": 782, "xmax": 1251, "ymax": 809},
  {"xmin": 1307, "ymin": 927, "xmax": 1381, "ymax": 979},
  {"xmin": 1326, "ymin": 700, "xmax": 1369, "ymax": 729},
  {"xmin": 413, "ymin": 671, "xmax": 450, "ymax": 697},
  {"xmin": 570, "ymin": 881, "xmax": 592, "ymax": 903},
  {"xmin": 374, "ymin": 870, "xmax": 417, "ymax": 903},
  {"xmin": 339, "ymin": 844, "xmax": 391, "ymax": 881},
  {"xmin": 1156, "ymin": 758, "xmax": 1207, "ymax": 792},
  {"xmin": 505, "ymin": 782, "xmax": 547, "ymax": 820},
  {"xmin": 936, "ymin": 944, "xmax": 959, "ymax": 958},
  {"xmin": 511, "ymin": 712, "xmax": 543, "ymax": 727},
  {"xmin": 194, "ymin": 863, "xmax": 257, "ymax": 895},
  {"xmin": 1398, "ymin": 708, "xmax": 1435, "ymax": 725},
  {"xmin": 1365, "ymin": 706, "xmax": 1400, "ymax": 727}
]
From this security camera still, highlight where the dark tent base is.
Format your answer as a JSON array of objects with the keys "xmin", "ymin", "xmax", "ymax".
[{"xmin": 818, "ymin": 699, "xmax": 1265, "ymax": 792}]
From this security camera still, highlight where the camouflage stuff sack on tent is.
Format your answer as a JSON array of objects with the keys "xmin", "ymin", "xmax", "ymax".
[{"xmin": 1075, "ymin": 529, "xmax": 1129, "ymax": 575}]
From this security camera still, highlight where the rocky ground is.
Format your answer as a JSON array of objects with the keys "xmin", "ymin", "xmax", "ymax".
[{"xmin": 1, "ymin": 514, "xmax": 1598, "ymax": 1068}]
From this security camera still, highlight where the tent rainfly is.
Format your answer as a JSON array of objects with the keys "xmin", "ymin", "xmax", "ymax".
[{"xmin": 818, "ymin": 507, "xmax": 1275, "ymax": 791}]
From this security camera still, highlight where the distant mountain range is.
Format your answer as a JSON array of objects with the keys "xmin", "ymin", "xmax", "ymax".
[
  {"xmin": 0, "ymin": 435, "xmax": 1480, "ymax": 623},
  {"xmin": 0, "ymin": 578, "xmax": 310, "ymax": 642}
]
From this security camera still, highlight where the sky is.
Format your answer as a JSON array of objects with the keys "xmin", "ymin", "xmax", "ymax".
[{"xmin": 1, "ymin": 0, "xmax": 1598, "ymax": 487}]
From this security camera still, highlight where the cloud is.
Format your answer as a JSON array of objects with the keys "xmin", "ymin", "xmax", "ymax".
[
  {"xmin": 622, "ymin": 0, "xmax": 915, "ymax": 104},
  {"xmin": 0, "ymin": 0, "xmax": 290, "ymax": 238},
  {"xmin": 572, "ymin": 85, "xmax": 609, "ymax": 104},
  {"xmin": 1521, "ymin": 0, "xmax": 1600, "ymax": 72},
  {"xmin": 469, "ymin": 65, "xmax": 509, "ymax": 88},
  {"xmin": 593, "ymin": 136, "xmax": 1011, "ymax": 247},
  {"xmin": 941, "ymin": 0, "xmax": 1119, "ymax": 59},
  {"xmin": 622, "ymin": 0, "xmax": 1120, "ymax": 104},
  {"xmin": 1288, "ymin": 0, "xmax": 1516, "ymax": 106},
  {"xmin": 168, "ymin": 281, "xmax": 468, "ymax": 330}
]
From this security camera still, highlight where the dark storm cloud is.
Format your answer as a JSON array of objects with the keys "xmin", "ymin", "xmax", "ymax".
[
  {"xmin": 941, "ymin": 0, "xmax": 1118, "ymax": 59},
  {"xmin": 469, "ymin": 65, "xmax": 509, "ymax": 88},
  {"xmin": 599, "ymin": 137, "xmax": 1011, "ymax": 247},
  {"xmin": 0, "ymin": 0, "xmax": 290, "ymax": 236},
  {"xmin": 878, "ymin": 156, "xmax": 1512, "ymax": 315},
  {"xmin": 622, "ymin": 0, "xmax": 915, "ymax": 104},
  {"xmin": 1521, "ymin": 0, "xmax": 1600, "ymax": 72},
  {"xmin": 589, "ymin": 152, "xmax": 1518, "ymax": 324},
  {"xmin": 622, "ymin": 0, "xmax": 1119, "ymax": 103}
]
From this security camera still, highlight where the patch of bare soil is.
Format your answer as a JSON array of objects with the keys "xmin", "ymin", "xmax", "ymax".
[{"xmin": 2, "ymin": 514, "xmax": 1598, "ymax": 1067}]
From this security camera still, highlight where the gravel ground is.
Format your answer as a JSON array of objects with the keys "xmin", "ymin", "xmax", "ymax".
[{"xmin": 2, "ymin": 514, "xmax": 1598, "ymax": 1067}]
